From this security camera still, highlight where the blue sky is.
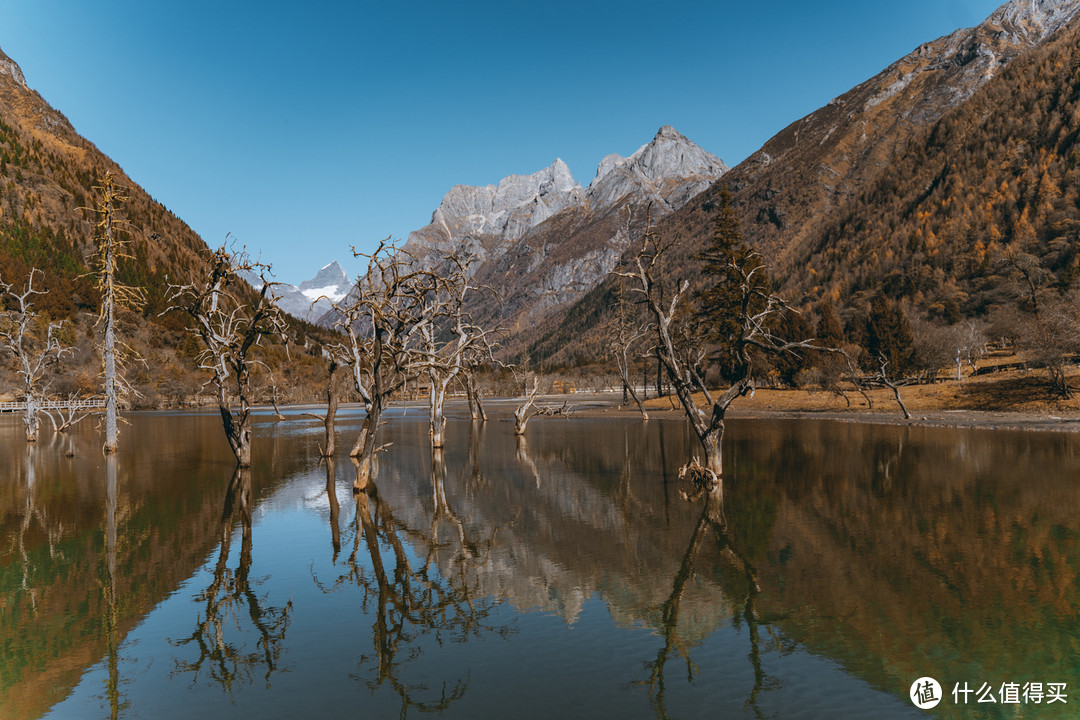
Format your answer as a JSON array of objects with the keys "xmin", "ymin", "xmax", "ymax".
[{"xmin": 3, "ymin": 0, "xmax": 1007, "ymax": 283}]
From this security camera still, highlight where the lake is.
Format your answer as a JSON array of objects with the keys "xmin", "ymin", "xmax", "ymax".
[{"xmin": 2, "ymin": 404, "xmax": 1079, "ymax": 719}]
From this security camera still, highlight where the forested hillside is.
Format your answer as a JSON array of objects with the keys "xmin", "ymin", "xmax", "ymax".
[
  {"xmin": 530, "ymin": 5, "xmax": 1080, "ymax": 390},
  {"xmin": 0, "ymin": 50, "xmax": 330, "ymax": 407},
  {"xmin": 792, "ymin": 18, "xmax": 1080, "ymax": 318}
]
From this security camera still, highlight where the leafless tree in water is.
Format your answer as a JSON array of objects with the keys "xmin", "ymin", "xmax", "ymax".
[
  {"xmin": 0, "ymin": 269, "xmax": 73, "ymax": 442},
  {"xmin": 165, "ymin": 243, "xmax": 289, "ymax": 467},
  {"xmin": 328, "ymin": 239, "xmax": 439, "ymax": 489}
]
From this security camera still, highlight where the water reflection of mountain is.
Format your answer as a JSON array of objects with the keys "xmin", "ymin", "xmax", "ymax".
[
  {"xmin": 735, "ymin": 422, "xmax": 1080, "ymax": 704},
  {"xmin": 0, "ymin": 412, "xmax": 321, "ymax": 720},
  {"xmin": 6, "ymin": 410, "xmax": 1080, "ymax": 718},
  {"xmin": 369, "ymin": 418, "xmax": 722, "ymax": 630},
  {"xmin": 364, "ymin": 417, "xmax": 1080, "ymax": 711}
]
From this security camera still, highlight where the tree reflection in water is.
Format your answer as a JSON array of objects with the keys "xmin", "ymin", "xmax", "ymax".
[
  {"xmin": 324, "ymin": 457, "xmax": 342, "ymax": 561},
  {"xmin": 313, "ymin": 450, "xmax": 511, "ymax": 716},
  {"xmin": 171, "ymin": 467, "xmax": 293, "ymax": 693},
  {"xmin": 641, "ymin": 482, "xmax": 784, "ymax": 720},
  {"xmin": 102, "ymin": 454, "xmax": 125, "ymax": 719}
]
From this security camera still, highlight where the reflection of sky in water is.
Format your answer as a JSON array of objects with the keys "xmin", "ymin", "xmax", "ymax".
[
  {"xmin": 7, "ymin": 410, "xmax": 1078, "ymax": 719},
  {"xmin": 43, "ymin": 498, "xmax": 919, "ymax": 719}
]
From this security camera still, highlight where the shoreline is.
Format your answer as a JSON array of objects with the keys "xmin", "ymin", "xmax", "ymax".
[
  {"xmin": 585, "ymin": 403, "xmax": 1080, "ymax": 433},
  {"xmin": 7, "ymin": 390, "xmax": 1080, "ymax": 435},
  {"xmin": 575, "ymin": 392, "xmax": 1080, "ymax": 433}
]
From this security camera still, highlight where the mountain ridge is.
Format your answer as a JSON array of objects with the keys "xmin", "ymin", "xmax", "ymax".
[
  {"xmin": 321, "ymin": 125, "xmax": 728, "ymax": 340},
  {"xmin": 525, "ymin": 0, "xmax": 1080, "ymax": 367}
]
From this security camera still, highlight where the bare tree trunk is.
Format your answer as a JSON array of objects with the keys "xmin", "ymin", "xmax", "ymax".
[
  {"xmin": 701, "ymin": 426, "xmax": 723, "ymax": 478},
  {"xmin": 627, "ymin": 383, "xmax": 648, "ymax": 421},
  {"xmin": 430, "ymin": 403, "xmax": 447, "ymax": 448},
  {"xmin": 888, "ymin": 382, "xmax": 912, "ymax": 419},
  {"xmin": 429, "ymin": 376, "xmax": 448, "ymax": 448},
  {"xmin": 99, "ymin": 176, "xmax": 119, "ymax": 454},
  {"xmin": 513, "ymin": 377, "xmax": 540, "ymax": 436},
  {"xmin": 349, "ymin": 418, "xmax": 370, "ymax": 459},
  {"xmin": 23, "ymin": 396, "xmax": 38, "ymax": 443},
  {"xmin": 93, "ymin": 173, "xmax": 141, "ymax": 454},
  {"xmin": 465, "ymin": 372, "xmax": 487, "ymax": 422},
  {"xmin": 351, "ymin": 399, "xmax": 383, "ymax": 491},
  {"xmin": 321, "ymin": 361, "xmax": 341, "ymax": 457},
  {"xmin": 877, "ymin": 355, "xmax": 912, "ymax": 420},
  {"xmin": 220, "ymin": 403, "xmax": 253, "ymax": 468},
  {"xmin": 103, "ymin": 287, "xmax": 118, "ymax": 453}
]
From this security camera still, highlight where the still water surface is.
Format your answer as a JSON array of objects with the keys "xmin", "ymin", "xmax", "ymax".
[{"xmin": 2, "ymin": 406, "xmax": 1079, "ymax": 719}]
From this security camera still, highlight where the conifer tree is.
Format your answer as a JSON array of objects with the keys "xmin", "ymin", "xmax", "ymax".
[
  {"xmin": 865, "ymin": 296, "xmax": 915, "ymax": 377},
  {"xmin": 696, "ymin": 186, "xmax": 770, "ymax": 382}
]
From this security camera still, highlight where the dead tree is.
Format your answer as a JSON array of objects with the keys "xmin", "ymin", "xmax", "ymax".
[
  {"xmin": 45, "ymin": 392, "xmax": 93, "ymax": 434},
  {"xmin": 608, "ymin": 239, "xmax": 652, "ymax": 420},
  {"xmin": 330, "ymin": 239, "xmax": 439, "ymax": 488},
  {"xmin": 301, "ymin": 353, "xmax": 343, "ymax": 456},
  {"xmin": 91, "ymin": 172, "xmax": 144, "ymax": 453},
  {"xmin": 0, "ymin": 269, "xmax": 73, "ymax": 442},
  {"xmin": 875, "ymin": 354, "xmax": 912, "ymax": 420},
  {"xmin": 462, "ymin": 358, "xmax": 489, "ymax": 423},
  {"xmin": 616, "ymin": 208, "xmax": 820, "ymax": 482},
  {"xmin": 608, "ymin": 285, "xmax": 651, "ymax": 421},
  {"xmin": 513, "ymin": 375, "xmax": 542, "ymax": 436},
  {"xmin": 417, "ymin": 254, "xmax": 496, "ymax": 447},
  {"xmin": 165, "ymin": 244, "xmax": 289, "ymax": 467}
]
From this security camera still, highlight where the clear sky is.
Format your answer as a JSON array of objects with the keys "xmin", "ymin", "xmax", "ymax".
[{"xmin": 2, "ymin": 0, "xmax": 1007, "ymax": 283}]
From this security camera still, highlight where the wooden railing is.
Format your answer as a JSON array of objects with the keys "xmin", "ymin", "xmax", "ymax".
[{"xmin": 0, "ymin": 398, "xmax": 107, "ymax": 413}]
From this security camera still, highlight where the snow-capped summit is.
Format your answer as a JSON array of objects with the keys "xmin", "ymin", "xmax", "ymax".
[
  {"xmin": 239, "ymin": 260, "xmax": 352, "ymax": 323},
  {"xmin": 298, "ymin": 260, "xmax": 351, "ymax": 304}
]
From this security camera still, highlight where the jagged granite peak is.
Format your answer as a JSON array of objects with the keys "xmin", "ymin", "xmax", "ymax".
[
  {"xmin": 324, "ymin": 126, "xmax": 729, "ymax": 335},
  {"xmin": 421, "ymin": 158, "xmax": 583, "ymax": 248},
  {"xmin": 404, "ymin": 126, "xmax": 725, "ymax": 269},
  {"xmin": 592, "ymin": 153, "xmax": 626, "ymax": 186},
  {"xmin": 585, "ymin": 125, "xmax": 728, "ymax": 211}
]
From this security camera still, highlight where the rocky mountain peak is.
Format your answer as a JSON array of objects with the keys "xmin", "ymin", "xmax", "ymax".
[
  {"xmin": 586, "ymin": 125, "xmax": 728, "ymax": 210},
  {"xmin": 403, "ymin": 158, "xmax": 585, "ymax": 267},
  {"xmin": 299, "ymin": 260, "xmax": 349, "ymax": 296}
]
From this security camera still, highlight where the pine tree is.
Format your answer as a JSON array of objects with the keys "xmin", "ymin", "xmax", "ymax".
[
  {"xmin": 865, "ymin": 296, "xmax": 915, "ymax": 376},
  {"xmin": 816, "ymin": 301, "xmax": 846, "ymax": 348},
  {"xmin": 696, "ymin": 186, "xmax": 771, "ymax": 382}
]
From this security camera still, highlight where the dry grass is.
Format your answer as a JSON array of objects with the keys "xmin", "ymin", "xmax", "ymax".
[{"xmin": 643, "ymin": 361, "xmax": 1080, "ymax": 418}]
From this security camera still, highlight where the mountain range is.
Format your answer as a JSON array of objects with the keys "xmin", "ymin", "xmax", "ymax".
[
  {"xmin": 315, "ymin": 0, "xmax": 1080, "ymax": 366},
  {"xmin": 366, "ymin": 124, "xmax": 728, "ymax": 343},
  {"xmin": 2, "ymin": 0, "xmax": 1080, "ymax": 386},
  {"xmin": 511, "ymin": 0, "xmax": 1080, "ymax": 365}
]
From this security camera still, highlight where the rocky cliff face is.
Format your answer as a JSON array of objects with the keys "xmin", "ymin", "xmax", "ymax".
[
  {"xmin": 585, "ymin": 125, "xmax": 728, "ymax": 211},
  {"xmin": 404, "ymin": 158, "xmax": 583, "ymax": 268},
  {"xmin": 371, "ymin": 126, "xmax": 726, "ymax": 345}
]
